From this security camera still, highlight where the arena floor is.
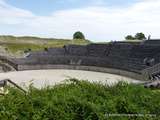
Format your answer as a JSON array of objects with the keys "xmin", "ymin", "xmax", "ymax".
[{"xmin": 0, "ymin": 70, "xmax": 144, "ymax": 89}]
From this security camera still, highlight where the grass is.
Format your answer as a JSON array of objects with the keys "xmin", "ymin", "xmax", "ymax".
[
  {"xmin": 0, "ymin": 79, "xmax": 159, "ymax": 120},
  {"xmin": 0, "ymin": 35, "xmax": 144, "ymax": 56},
  {"xmin": 0, "ymin": 35, "xmax": 91, "ymax": 54},
  {"xmin": 2, "ymin": 40, "xmax": 90, "ymax": 53}
]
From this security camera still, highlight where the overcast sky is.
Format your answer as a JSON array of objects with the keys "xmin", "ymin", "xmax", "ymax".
[{"xmin": 0, "ymin": 0, "xmax": 160, "ymax": 41}]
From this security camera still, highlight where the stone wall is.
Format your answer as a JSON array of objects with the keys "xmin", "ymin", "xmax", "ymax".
[
  {"xmin": 130, "ymin": 45, "xmax": 160, "ymax": 59},
  {"xmin": 87, "ymin": 44, "xmax": 111, "ymax": 57},
  {"xmin": 65, "ymin": 45, "xmax": 88, "ymax": 56},
  {"xmin": 15, "ymin": 55, "xmax": 146, "ymax": 73},
  {"xmin": 0, "ymin": 56, "xmax": 18, "ymax": 70},
  {"xmin": 4, "ymin": 42, "xmax": 160, "ymax": 80},
  {"xmin": 143, "ymin": 40, "xmax": 160, "ymax": 45},
  {"xmin": 17, "ymin": 64, "xmax": 143, "ymax": 80},
  {"xmin": 108, "ymin": 44, "xmax": 133, "ymax": 58},
  {"xmin": 28, "ymin": 48, "xmax": 65, "ymax": 58}
]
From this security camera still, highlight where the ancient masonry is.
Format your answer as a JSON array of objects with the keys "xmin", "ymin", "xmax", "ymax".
[{"xmin": 1, "ymin": 40, "xmax": 160, "ymax": 81}]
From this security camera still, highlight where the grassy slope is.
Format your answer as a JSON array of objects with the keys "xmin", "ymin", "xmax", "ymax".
[
  {"xmin": 0, "ymin": 35, "xmax": 91, "ymax": 54},
  {"xmin": 0, "ymin": 79, "xmax": 159, "ymax": 120},
  {"xmin": 0, "ymin": 35, "xmax": 143, "ymax": 57}
]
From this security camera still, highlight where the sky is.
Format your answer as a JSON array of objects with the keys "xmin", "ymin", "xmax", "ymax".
[{"xmin": 0, "ymin": 0, "xmax": 160, "ymax": 41}]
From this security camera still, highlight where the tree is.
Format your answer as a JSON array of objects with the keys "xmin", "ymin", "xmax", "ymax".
[
  {"xmin": 73, "ymin": 31, "xmax": 85, "ymax": 39},
  {"xmin": 125, "ymin": 35, "xmax": 135, "ymax": 40},
  {"xmin": 135, "ymin": 32, "xmax": 146, "ymax": 40}
]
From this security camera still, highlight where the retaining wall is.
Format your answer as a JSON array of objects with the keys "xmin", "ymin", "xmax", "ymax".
[{"xmin": 17, "ymin": 64, "xmax": 144, "ymax": 80}]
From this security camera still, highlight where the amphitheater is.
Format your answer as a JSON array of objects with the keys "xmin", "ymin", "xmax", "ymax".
[{"xmin": 1, "ymin": 40, "xmax": 160, "ymax": 88}]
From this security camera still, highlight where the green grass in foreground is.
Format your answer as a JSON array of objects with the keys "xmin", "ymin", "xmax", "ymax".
[{"xmin": 0, "ymin": 79, "xmax": 160, "ymax": 120}]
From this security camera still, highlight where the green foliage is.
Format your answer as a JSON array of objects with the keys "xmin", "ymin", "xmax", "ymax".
[
  {"xmin": 125, "ymin": 35, "xmax": 135, "ymax": 40},
  {"xmin": 125, "ymin": 32, "xmax": 146, "ymax": 40},
  {"xmin": 0, "ymin": 79, "xmax": 159, "ymax": 120},
  {"xmin": 73, "ymin": 31, "xmax": 85, "ymax": 39},
  {"xmin": 135, "ymin": 32, "xmax": 146, "ymax": 40}
]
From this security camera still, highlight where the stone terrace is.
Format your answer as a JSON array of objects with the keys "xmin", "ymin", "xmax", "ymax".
[{"xmin": 8, "ymin": 40, "xmax": 160, "ymax": 80}]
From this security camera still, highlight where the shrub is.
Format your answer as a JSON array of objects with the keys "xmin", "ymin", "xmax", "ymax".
[
  {"xmin": 135, "ymin": 33, "xmax": 146, "ymax": 40},
  {"xmin": 0, "ymin": 80, "xmax": 159, "ymax": 119},
  {"xmin": 125, "ymin": 32, "xmax": 146, "ymax": 40},
  {"xmin": 125, "ymin": 35, "xmax": 135, "ymax": 40},
  {"xmin": 73, "ymin": 31, "xmax": 85, "ymax": 39},
  {"xmin": 44, "ymin": 47, "xmax": 48, "ymax": 52}
]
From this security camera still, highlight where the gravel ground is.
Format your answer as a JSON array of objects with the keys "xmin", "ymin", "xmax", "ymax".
[{"xmin": 0, "ymin": 69, "xmax": 144, "ymax": 89}]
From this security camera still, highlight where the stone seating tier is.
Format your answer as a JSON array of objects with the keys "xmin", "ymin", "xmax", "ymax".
[
  {"xmin": 10, "ymin": 42, "xmax": 160, "ymax": 76},
  {"xmin": 15, "ymin": 55, "xmax": 147, "ymax": 73},
  {"xmin": 65, "ymin": 45, "xmax": 88, "ymax": 56},
  {"xmin": 130, "ymin": 45, "xmax": 160, "ymax": 59},
  {"xmin": 86, "ymin": 44, "xmax": 111, "ymax": 57},
  {"xmin": 143, "ymin": 40, "xmax": 160, "ymax": 45}
]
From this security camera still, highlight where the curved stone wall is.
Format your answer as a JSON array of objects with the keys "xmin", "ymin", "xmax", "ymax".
[
  {"xmin": 15, "ymin": 55, "xmax": 146, "ymax": 73},
  {"xmin": 3, "ymin": 42, "xmax": 160, "ymax": 81},
  {"xmin": 17, "ymin": 64, "xmax": 144, "ymax": 80},
  {"xmin": 0, "ymin": 54, "xmax": 143, "ymax": 80}
]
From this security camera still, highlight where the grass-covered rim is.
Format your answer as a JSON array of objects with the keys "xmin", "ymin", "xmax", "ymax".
[{"xmin": 0, "ymin": 35, "xmax": 90, "ymax": 54}]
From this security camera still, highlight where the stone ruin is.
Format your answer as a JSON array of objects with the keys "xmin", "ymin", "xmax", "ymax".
[{"xmin": 1, "ymin": 40, "xmax": 160, "ymax": 88}]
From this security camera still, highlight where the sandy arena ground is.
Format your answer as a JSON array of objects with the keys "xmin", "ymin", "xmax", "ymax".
[{"xmin": 0, "ymin": 69, "xmax": 144, "ymax": 89}]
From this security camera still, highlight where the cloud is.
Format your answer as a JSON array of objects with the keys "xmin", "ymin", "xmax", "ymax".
[
  {"xmin": 0, "ymin": 0, "xmax": 160, "ymax": 41},
  {"xmin": 0, "ymin": 0, "xmax": 34, "ymax": 25}
]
